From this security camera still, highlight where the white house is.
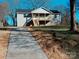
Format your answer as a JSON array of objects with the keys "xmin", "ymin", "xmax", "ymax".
[
  {"xmin": 16, "ymin": 9, "xmax": 31, "ymax": 27},
  {"xmin": 31, "ymin": 8, "xmax": 61, "ymax": 26},
  {"xmin": 16, "ymin": 8, "xmax": 61, "ymax": 27}
]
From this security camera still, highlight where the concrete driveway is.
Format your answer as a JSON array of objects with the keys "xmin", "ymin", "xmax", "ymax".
[{"xmin": 6, "ymin": 28, "xmax": 48, "ymax": 59}]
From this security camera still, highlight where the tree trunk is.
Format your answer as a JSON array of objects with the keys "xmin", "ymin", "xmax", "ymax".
[{"xmin": 70, "ymin": 0, "xmax": 78, "ymax": 31}]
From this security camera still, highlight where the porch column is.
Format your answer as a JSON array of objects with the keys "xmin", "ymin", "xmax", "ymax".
[
  {"xmin": 38, "ymin": 13, "xmax": 40, "ymax": 26},
  {"xmin": 32, "ymin": 13, "xmax": 35, "ymax": 26},
  {"xmin": 45, "ymin": 14, "xmax": 46, "ymax": 26}
]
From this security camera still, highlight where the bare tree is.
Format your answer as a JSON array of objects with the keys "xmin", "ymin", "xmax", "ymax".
[
  {"xmin": 70, "ymin": 0, "xmax": 78, "ymax": 31},
  {"xmin": 0, "ymin": 3, "xmax": 8, "ymax": 26},
  {"xmin": 8, "ymin": 0, "xmax": 19, "ymax": 26},
  {"xmin": 29, "ymin": 0, "xmax": 49, "ymax": 9},
  {"xmin": 0, "ymin": 3, "xmax": 8, "ymax": 17}
]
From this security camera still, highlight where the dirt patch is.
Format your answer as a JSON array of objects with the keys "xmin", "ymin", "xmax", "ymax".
[
  {"xmin": 30, "ymin": 30, "xmax": 71, "ymax": 59},
  {"xmin": 29, "ymin": 27, "xmax": 79, "ymax": 59},
  {"xmin": 0, "ymin": 30, "xmax": 10, "ymax": 59}
]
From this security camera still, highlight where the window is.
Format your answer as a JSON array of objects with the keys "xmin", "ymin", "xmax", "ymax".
[
  {"xmin": 54, "ymin": 15, "xmax": 57, "ymax": 18},
  {"xmin": 34, "ymin": 13, "xmax": 38, "ymax": 17}
]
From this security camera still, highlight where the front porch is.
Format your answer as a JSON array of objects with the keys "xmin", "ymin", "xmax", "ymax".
[{"xmin": 32, "ymin": 13, "xmax": 52, "ymax": 26}]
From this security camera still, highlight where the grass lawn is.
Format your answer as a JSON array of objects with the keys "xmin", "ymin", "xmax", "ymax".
[
  {"xmin": 32, "ymin": 25, "xmax": 69, "ymax": 29},
  {"xmin": 32, "ymin": 25, "xmax": 69, "ymax": 32}
]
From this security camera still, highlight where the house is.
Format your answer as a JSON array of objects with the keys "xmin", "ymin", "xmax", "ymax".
[
  {"xmin": 31, "ymin": 8, "xmax": 61, "ymax": 26},
  {"xmin": 16, "ymin": 8, "xmax": 61, "ymax": 27},
  {"xmin": 16, "ymin": 9, "xmax": 32, "ymax": 27},
  {"xmin": 0, "ymin": 16, "xmax": 3, "ymax": 27}
]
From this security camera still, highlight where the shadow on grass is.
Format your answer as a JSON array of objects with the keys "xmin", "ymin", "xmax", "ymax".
[
  {"xmin": 51, "ymin": 30, "xmax": 79, "ymax": 34},
  {"xmin": 0, "ymin": 28, "xmax": 28, "ymax": 32},
  {"xmin": 33, "ymin": 29, "xmax": 79, "ymax": 34},
  {"xmin": 0, "ymin": 28, "xmax": 9, "ymax": 30}
]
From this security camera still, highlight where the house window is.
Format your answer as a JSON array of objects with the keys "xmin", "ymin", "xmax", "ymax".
[
  {"xmin": 54, "ymin": 15, "xmax": 57, "ymax": 18},
  {"xmin": 40, "ymin": 14, "xmax": 44, "ymax": 17},
  {"xmin": 46, "ymin": 14, "xmax": 49, "ymax": 16},
  {"xmin": 39, "ymin": 21, "xmax": 45, "ymax": 25},
  {"xmin": 39, "ymin": 20, "xmax": 49, "ymax": 25},
  {"xmin": 24, "ymin": 14, "xmax": 27, "ymax": 17},
  {"xmin": 34, "ymin": 13, "xmax": 38, "ymax": 17}
]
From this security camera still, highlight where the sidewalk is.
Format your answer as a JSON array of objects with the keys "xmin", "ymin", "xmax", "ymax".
[{"xmin": 0, "ymin": 30, "xmax": 10, "ymax": 59}]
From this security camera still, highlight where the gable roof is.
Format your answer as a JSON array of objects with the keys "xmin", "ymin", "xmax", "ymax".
[
  {"xmin": 31, "ymin": 7, "xmax": 61, "ymax": 14},
  {"xmin": 16, "ymin": 9, "xmax": 32, "ymax": 14},
  {"xmin": 16, "ymin": 8, "xmax": 61, "ymax": 14},
  {"xmin": 31, "ymin": 8, "xmax": 50, "ymax": 14}
]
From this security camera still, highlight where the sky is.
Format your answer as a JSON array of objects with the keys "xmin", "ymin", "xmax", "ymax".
[
  {"xmin": 0, "ymin": 0, "xmax": 79, "ymax": 24},
  {"xmin": 0, "ymin": 0, "xmax": 69, "ymax": 9}
]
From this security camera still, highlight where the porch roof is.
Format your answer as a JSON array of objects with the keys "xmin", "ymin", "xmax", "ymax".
[
  {"xmin": 31, "ymin": 7, "xmax": 61, "ymax": 14},
  {"xmin": 31, "ymin": 8, "xmax": 50, "ymax": 14}
]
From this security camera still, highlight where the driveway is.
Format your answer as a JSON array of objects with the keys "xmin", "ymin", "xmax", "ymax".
[{"xmin": 6, "ymin": 28, "xmax": 48, "ymax": 59}]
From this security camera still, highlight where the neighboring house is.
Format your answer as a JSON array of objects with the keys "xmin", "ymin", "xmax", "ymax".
[
  {"xmin": 31, "ymin": 8, "xmax": 61, "ymax": 26},
  {"xmin": 0, "ymin": 16, "xmax": 3, "ymax": 27},
  {"xmin": 0, "ymin": 20, "xmax": 3, "ymax": 27},
  {"xmin": 16, "ymin": 9, "xmax": 32, "ymax": 27}
]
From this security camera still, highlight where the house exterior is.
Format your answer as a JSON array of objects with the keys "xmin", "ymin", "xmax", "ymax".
[
  {"xmin": 0, "ymin": 20, "xmax": 3, "ymax": 27},
  {"xmin": 16, "ymin": 9, "xmax": 32, "ymax": 27},
  {"xmin": 31, "ymin": 8, "xmax": 61, "ymax": 26},
  {"xmin": 0, "ymin": 16, "xmax": 3, "ymax": 27},
  {"xmin": 16, "ymin": 8, "xmax": 61, "ymax": 27}
]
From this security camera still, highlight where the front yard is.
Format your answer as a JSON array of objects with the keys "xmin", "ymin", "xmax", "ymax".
[{"xmin": 29, "ymin": 25, "xmax": 79, "ymax": 59}]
